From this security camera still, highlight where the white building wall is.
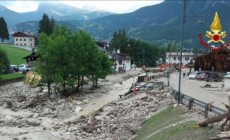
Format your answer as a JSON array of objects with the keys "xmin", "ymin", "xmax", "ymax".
[
  {"xmin": 114, "ymin": 59, "xmax": 131, "ymax": 72},
  {"xmin": 14, "ymin": 37, "xmax": 35, "ymax": 47},
  {"xmin": 166, "ymin": 52, "xmax": 194, "ymax": 65}
]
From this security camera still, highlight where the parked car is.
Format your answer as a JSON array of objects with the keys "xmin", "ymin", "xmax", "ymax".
[
  {"xmin": 18, "ymin": 64, "xmax": 31, "ymax": 73},
  {"xmin": 188, "ymin": 71, "xmax": 199, "ymax": 79},
  {"xmin": 10, "ymin": 65, "xmax": 19, "ymax": 73},
  {"xmin": 205, "ymin": 72, "xmax": 222, "ymax": 82},
  {"xmin": 196, "ymin": 71, "xmax": 209, "ymax": 80}
]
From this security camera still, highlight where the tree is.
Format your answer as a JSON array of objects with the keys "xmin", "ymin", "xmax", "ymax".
[
  {"xmin": 0, "ymin": 17, "xmax": 9, "ymax": 42},
  {"xmin": 110, "ymin": 29, "xmax": 129, "ymax": 54},
  {"xmin": 36, "ymin": 25, "xmax": 112, "ymax": 96},
  {"xmin": 38, "ymin": 14, "xmax": 55, "ymax": 36},
  {"xmin": 0, "ymin": 48, "xmax": 10, "ymax": 74}
]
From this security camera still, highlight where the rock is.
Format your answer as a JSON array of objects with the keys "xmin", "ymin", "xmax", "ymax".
[
  {"xmin": 81, "ymin": 125, "xmax": 95, "ymax": 133},
  {"xmin": 42, "ymin": 88, "xmax": 48, "ymax": 93},
  {"xmin": 97, "ymin": 128, "xmax": 101, "ymax": 133},
  {"xmin": 25, "ymin": 114, "xmax": 33, "ymax": 118},
  {"xmin": 173, "ymin": 103, "xmax": 178, "ymax": 108},
  {"xmin": 79, "ymin": 115, "xmax": 86, "ymax": 119},
  {"xmin": 76, "ymin": 101, "xmax": 82, "ymax": 105},
  {"xmin": 53, "ymin": 126, "xmax": 61, "ymax": 130},
  {"xmin": 33, "ymin": 113, "xmax": 39, "ymax": 118},
  {"xmin": 75, "ymin": 106, "xmax": 82, "ymax": 113},
  {"xmin": 83, "ymin": 100, "xmax": 89, "ymax": 104},
  {"xmin": 27, "ymin": 118, "xmax": 41, "ymax": 126},
  {"xmin": 41, "ymin": 108, "xmax": 52, "ymax": 116},
  {"xmin": 17, "ymin": 95, "xmax": 27, "ymax": 102},
  {"xmin": 3, "ymin": 115, "xmax": 16, "ymax": 125},
  {"xmin": 3, "ymin": 101, "xmax": 12, "ymax": 109}
]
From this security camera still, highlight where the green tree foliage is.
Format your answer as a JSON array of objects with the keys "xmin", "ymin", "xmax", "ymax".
[
  {"xmin": 0, "ymin": 48, "xmax": 10, "ymax": 74},
  {"xmin": 38, "ymin": 14, "xmax": 55, "ymax": 36},
  {"xmin": 110, "ymin": 29, "xmax": 129, "ymax": 54},
  {"xmin": 128, "ymin": 38, "xmax": 162, "ymax": 67},
  {"xmin": 0, "ymin": 17, "xmax": 9, "ymax": 42},
  {"xmin": 110, "ymin": 29, "xmax": 163, "ymax": 67},
  {"xmin": 36, "ymin": 26, "xmax": 112, "ymax": 96}
]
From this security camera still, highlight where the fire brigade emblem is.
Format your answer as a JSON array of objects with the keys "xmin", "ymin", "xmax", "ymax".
[{"xmin": 206, "ymin": 12, "xmax": 226, "ymax": 44}]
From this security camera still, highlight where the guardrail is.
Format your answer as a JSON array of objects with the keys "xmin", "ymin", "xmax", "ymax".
[{"xmin": 172, "ymin": 90, "xmax": 228, "ymax": 118}]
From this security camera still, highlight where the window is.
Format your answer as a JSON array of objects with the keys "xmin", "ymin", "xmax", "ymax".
[
  {"xmin": 30, "ymin": 39, "xmax": 32, "ymax": 41},
  {"xmin": 24, "ymin": 39, "xmax": 26, "ymax": 41},
  {"xmin": 20, "ymin": 39, "xmax": 22, "ymax": 41},
  {"xmin": 24, "ymin": 43, "xmax": 26, "ymax": 46},
  {"xmin": 16, "ymin": 39, "xmax": 18, "ymax": 41},
  {"xmin": 178, "ymin": 57, "xmax": 181, "ymax": 60},
  {"xmin": 119, "ymin": 60, "xmax": 122, "ymax": 65},
  {"xmin": 173, "ymin": 57, "xmax": 176, "ymax": 60},
  {"xmin": 31, "ymin": 44, "xmax": 33, "ymax": 46},
  {"xmin": 185, "ymin": 57, "xmax": 189, "ymax": 61}
]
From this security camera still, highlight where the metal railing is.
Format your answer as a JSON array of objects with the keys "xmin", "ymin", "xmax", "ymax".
[{"xmin": 172, "ymin": 90, "xmax": 228, "ymax": 118}]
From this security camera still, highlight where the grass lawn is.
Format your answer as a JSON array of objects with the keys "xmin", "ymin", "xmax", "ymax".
[
  {"xmin": 135, "ymin": 106, "xmax": 219, "ymax": 140},
  {"xmin": 0, "ymin": 44, "xmax": 30, "ymax": 65},
  {"xmin": 0, "ymin": 73, "xmax": 25, "ymax": 81}
]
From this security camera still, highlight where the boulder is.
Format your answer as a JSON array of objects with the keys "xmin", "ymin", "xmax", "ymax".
[{"xmin": 75, "ymin": 106, "xmax": 82, "ymax": 113}]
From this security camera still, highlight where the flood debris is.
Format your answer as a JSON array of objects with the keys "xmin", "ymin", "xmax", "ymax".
[{"xmin": 198, "ymin": 99, "xmax": 230, "ymax": 132}]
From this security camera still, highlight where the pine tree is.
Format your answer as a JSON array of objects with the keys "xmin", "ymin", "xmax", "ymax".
[
  {"xmin": 0, "ymin": 48, "xmax": 10, "ymax": 74},
  {"xmin": 38, "ymin": 14, "xmax": 55, "ymax": 36},
  {"xmin": 0, "ymin": 17, "xmax": 9, "ymax": 42}
]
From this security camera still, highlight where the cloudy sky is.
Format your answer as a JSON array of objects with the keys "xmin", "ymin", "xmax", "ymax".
[{"xmin": 0, "ymin": 0, "xmax": 164, "ymax": 13}]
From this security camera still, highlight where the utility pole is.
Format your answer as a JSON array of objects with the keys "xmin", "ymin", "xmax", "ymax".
[
  {"xmin": 167, "ymin": 42, "xmax": 171, "ymax": 87},
  {"xmin": 178, "ymin": 0, "xmax": 186, "ymax": 104}
]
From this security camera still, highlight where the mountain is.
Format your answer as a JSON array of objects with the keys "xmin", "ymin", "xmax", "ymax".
[
  {"xmin": 9, "ymin": 0, "xmax": 230, "ymax": 48},
  {"xmin": 0, "ymin": 3, "xmax": 113, "ymax": 28}
]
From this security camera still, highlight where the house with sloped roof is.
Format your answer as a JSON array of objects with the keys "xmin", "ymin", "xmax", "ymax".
[
  {"xmin": 12, "ymin": 31, "xmax": 37, "ymax": 47},
  {"xmin": 112, "ymin": 50, "xmax": 132, "ymax": 72},
  {"xmin": 95, "ymin": 41, "xmax": 132, "ymax": 72}
]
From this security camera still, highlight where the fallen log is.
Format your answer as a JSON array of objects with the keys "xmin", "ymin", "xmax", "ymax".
[
  {"xmin": 209, "ymin": 136, "xmax": 230, "ymax": 140},
  {"xmin": 198, "ymin": 113, "xmax": 230, "ymax": 127}
]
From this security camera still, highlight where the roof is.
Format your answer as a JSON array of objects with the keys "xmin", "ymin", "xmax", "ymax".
[
  {"xmin": 196, "ymin": 48, "xmax": 230, "ymax": 59},
  {"xmin": 166, "ymin": 52, "xmax": 194, "ymax": 56},
  {"xmin": 112, "ymin": 53, "xmax": 132, "ymax": 60},
  {"xmin": 12, "ymin": 31, "xmax": 37, "ymax": 38},
  {"xmin": 23, "ymin": 54, "xmax": 38, "ymax": 59}
]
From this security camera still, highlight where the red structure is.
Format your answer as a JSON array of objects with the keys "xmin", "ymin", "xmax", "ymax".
[{"xmin": 194, "ymin": 48, "xmax": 230, "ymax": 72}]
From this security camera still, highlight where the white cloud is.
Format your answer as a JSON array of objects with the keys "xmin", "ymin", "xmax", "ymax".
[
  {"xmin": 1, "ymin": 0, "xmax": 164, "ymax": 13},
  {"xmin": 60, "ymin": 1, "xmax": 164, "ymax": 13},
  {"xmin": 5, "ymin": 1, "xmax": 39, "ymax": 13}
]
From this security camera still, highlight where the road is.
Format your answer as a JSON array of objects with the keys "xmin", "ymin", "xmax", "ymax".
[{"xmin": 159, "ymin": 71, "xmax": 229, "ymax": 111}]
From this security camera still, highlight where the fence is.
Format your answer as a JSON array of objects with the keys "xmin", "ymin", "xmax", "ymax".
[{"xmin": 172, "ymin": 90, "xmax": 228, "ymax": 118}]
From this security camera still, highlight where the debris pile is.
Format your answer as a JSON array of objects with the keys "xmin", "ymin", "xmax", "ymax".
[{"xmin": 56, "ymin": 86, "xmax": 174, "ymax": 140}]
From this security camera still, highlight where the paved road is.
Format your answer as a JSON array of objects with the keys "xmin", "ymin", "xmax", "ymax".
[{"xmin": 159, "ymin": 72, "xmax": 229, "ymax": 111}]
